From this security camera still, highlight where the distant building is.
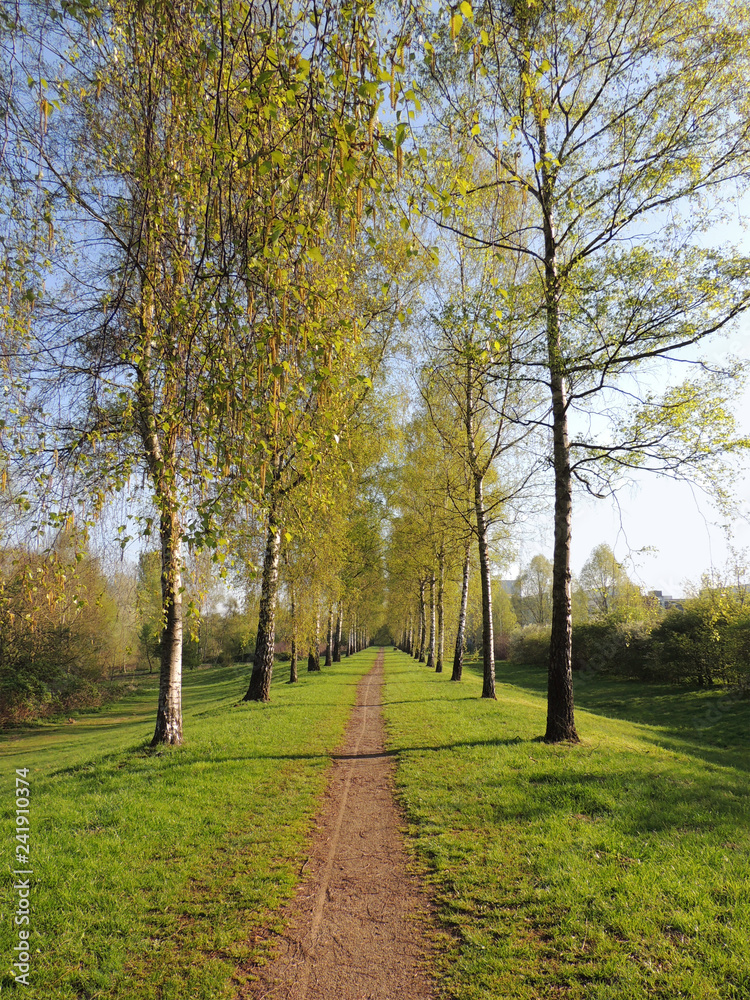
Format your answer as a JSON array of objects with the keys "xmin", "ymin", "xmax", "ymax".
[{"xmin": 649, "ymin": 590, "xmax": 685, "ymax": 611}]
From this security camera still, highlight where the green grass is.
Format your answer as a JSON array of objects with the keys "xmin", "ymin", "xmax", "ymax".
[
  {"xmin": 382, "ymin": 651, "xmax": 750, "ymax": 1000},
  {"xmin": 5, "ymin": 648, "xmax": 747, "ymax": 998},
  {"xmin": 1, "ymin": 650, "xmax": 379, "ymax": 999}
]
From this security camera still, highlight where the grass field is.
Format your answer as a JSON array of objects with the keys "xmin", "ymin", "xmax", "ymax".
[
  {"xmin": 1, "ymin": 650, "xmax": 379, "ymax": 999},
  {"xmin": 3, "ymin": 647, "xmax": 748, "ymax": 999},
  {"xmin": 382, "ymin": 650, "xmax": 750, "ymax": 1000}
]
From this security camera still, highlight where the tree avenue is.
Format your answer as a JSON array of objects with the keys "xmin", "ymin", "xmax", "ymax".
[{"xmin": 2, "ymin": 1, "xmax": 750, "ymax": 745}]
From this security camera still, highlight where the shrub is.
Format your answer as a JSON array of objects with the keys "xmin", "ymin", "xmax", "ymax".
[
  {"xmin": 494, "ymin": 633, "xmax": 512, "ymax": 661},
  {"xmin": 0, "ymin": 547, "xmax": 117, "ymax": 724},
  {"xmin": 509, "ymin": 625, "xmax": 550, "ymax": 666},
  {"xmin": 650, "ymin": 595, "xmax": 750, "ymax": 687},
  {"xmin": 572, "ymin": 618, "xmax": 653, "ymax": 680}
]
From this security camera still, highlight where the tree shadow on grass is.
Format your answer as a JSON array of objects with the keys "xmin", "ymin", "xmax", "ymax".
[
  {"xmin": 487, "ymin": 660, "xmax": 750, "ymax": 773},
  {"xmin": 490, "ymin": 762, "xmax": 748, "ymax": 836}
]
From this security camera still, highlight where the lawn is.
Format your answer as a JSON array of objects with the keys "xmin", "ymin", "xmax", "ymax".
[
  {"xmin": 1, "ymin": 650, "xmax": 379, "ymax": 999},
  {"xmin": 3, "ymin": 646, "xmax": 747, "ymax": 999},
  {"xmin": 382, "ymin": 650, "xmax": 750, "ymax": 1000}
]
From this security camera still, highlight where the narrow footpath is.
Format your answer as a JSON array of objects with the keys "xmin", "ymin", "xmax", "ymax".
[{"xmin": 238, "ymin": 650, "xmax": 436, "ymax": 1000}]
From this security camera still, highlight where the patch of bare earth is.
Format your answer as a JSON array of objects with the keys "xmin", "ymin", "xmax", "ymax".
[{"xmin": 236, "ymin": 651, "xmax": 436, "ymax": 1000}]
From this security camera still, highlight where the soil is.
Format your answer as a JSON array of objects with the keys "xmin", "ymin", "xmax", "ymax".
[{"xmin": 237, "ymin": 650, "xmax": 436, "ymax": 1000}]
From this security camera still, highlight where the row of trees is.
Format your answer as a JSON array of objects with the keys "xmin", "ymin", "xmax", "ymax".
[
  {"xmin": 2, "ymin": 0, "xmax": 750, "ymax": 743},
  {"xmin": 0, "ymin": 422, "xmax": 387, "ymax": 724},
  {"xmin": 1, "ymin": 0, "xmax": 410, "ymax": 740},
  {"xmin": 386, "ymin": 0, "xmax": 750, "ymax": 740}
]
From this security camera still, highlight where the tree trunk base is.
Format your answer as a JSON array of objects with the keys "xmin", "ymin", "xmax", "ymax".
[
  {"xmin": 544, "ymin": 725, "xmax": 580, "ymax": 744},
  {"xmin": 242, "ymin": 691, "xmax": 270, "ymax": 703},
  {"xmin": 150, "ymin": 732, "xmax": 182, "ymax": 747},
  {"xmin": 150, "ymin": 712, "xmax": 182, "ymax": 746},
  {"xmin": 243, "ymin": 668, "xmax": 272, "ymax": 702}
]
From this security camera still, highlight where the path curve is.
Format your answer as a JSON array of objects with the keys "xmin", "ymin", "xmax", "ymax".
[{"xmin": 238, "ymin": 651, "xmax": 435, "ymax": 1000}]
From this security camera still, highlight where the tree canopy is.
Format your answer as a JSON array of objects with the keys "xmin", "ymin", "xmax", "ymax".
[{"xmin": 1, "ymin": 0, "xmax": 749, "ymax": 742}]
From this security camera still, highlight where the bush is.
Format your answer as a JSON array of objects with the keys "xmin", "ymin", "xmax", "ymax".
[
  {"xmin": 494, "ymin": 633, "xmax": 512, "ymax": 661},
  {"xmin": 572, "ymin": 618, "xmax": 653, "ymax": 680},
  {"xmin": 182, "ymin": 634, "xmax": 202, "ymax": 669},
  {"xmin": 509, "ymin": 625, "xmax": 550, "ymax": 666},
  {"xmin": 0, "ymin": 547, "xmax": 117, "ymax": 724},
  {"xmin": 506, "ymin": 591, "xmax": 750, "ymax": 691},
  {"xmin": 650, "ymin": 596, "xmax": 750, "ymax": 687},
  {"xmin": 727, "ymin": 618, "xmax": 750, "ymax": 693}
]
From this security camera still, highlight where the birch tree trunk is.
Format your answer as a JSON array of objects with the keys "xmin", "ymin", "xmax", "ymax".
[
  {"xmin": 452, "ymin": 537, "xmax": 471, "ymax": 681},
  {"xmin": 436, "ymin": 544, "xmax": 445, "ymax": 673},
  {"xmin": 289, "ymin": 581, "xmax": 298, "ymax": 684},
  {"xmin": 325, "ymin": 606, "xmax": 333, "ymax": 666},
  {"xmin": 474, "ymin": 476, "xmax": 496, "ymax": 699},
  {"xmin": 289, "ymin": 635, "xmax": 298, "ymax": 683},
  {"xmin": 151, "ymin": 503, "xmax": 183, "ymax": 745},
  {"xmin": 136, "ymin": 293, "xmax": 184, "ymax": 745},
  {"xmin": 333, "ymin": 604, "xmax": 342, "ymax": 662},
  {"xmin": 540, "ymin": 129, "xmax": 579, "ymax": 742},
  {"xmin": 418, "ymin": 579, "xmax": 427, "ymax": 663},
  {"xmin": 243, "ymin": 510, "xmax": 282, "ymax": 702},
  {"xmin": 313, "ymin": 607, "xmax": 321, "ymax": 669},
  {"xmin": 466, "ymin": 357, "xmax": 496, "ymax": 699},
  {"xmin": 427, "ymin": 572, "xmax": 436, "ymax": 668}
]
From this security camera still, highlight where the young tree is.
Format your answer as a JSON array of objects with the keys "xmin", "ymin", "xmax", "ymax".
[
  {"xmin": 514, "ymin": 554, "xmax": 553, "ymax": 626},
  {"xmin": 579, "ymin": 544, "xmax": 642, "ymax": 620},
  {"xmin": 421, "ymin": 293, "xmax": 538, "ymax": 697}
]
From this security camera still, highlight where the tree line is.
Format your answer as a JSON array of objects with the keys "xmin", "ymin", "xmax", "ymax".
[{"xmin": 2, "ymin": 0, "xmax": 749, "ymax": 744}]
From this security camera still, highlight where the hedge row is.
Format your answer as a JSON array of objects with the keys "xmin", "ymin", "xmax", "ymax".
[{"xmin": 508, "ymin": 597, "xmax": 750, "ymax": 689}]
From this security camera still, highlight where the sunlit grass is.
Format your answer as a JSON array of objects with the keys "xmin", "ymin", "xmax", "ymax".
[
  {"xmin": 0, "ymin": 651, "xmax": 378, "ymax": 999},
  {"xmin": 5, "ymin": 647, "xmax": 747, "ymax": 998},
  {"xmin": 383, "ymin": 651, "xmax": 750, "ymax": 1000}
]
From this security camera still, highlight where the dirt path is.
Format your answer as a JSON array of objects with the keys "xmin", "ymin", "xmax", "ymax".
[{"xmin": 237, "ymin": 651, "xmax": 436, "ymax": 1000}]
